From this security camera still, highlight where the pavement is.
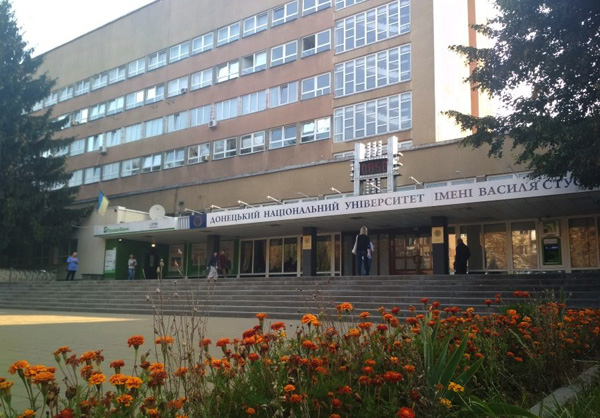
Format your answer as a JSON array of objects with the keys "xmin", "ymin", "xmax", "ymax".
[{"xmin": 0, "ymin": 309, "xmax": 300, "ymax": 413}]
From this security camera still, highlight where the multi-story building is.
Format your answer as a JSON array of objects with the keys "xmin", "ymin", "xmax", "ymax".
[{"xmin": 35, "ymin": 0, "xmax": 599, "ymax": 279}]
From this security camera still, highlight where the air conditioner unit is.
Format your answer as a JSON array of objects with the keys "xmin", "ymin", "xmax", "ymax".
[
  {"xmin": 200, "ymin": 155, "xmax": 209, "ymax": 162},
  {"xmin": 208, "ymin": 119, "xmax": 218, "ymax": 128},
  {"xmin": 99, "ymin": 144, "xmax": 107, "ymax": 154},
  {"xmin": 180, "ymin": 88, "xmax": 188, "ymax": 94}
]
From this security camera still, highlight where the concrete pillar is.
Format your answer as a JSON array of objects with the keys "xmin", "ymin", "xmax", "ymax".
[
  {"xmin": 431, "ymin": 216, "xmax": 449, "ymax": 274},
  {"xmin": 301, "ymin": 227, "xmax": 317, "ymax": 277}
]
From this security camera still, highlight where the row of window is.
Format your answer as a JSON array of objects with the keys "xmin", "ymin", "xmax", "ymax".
[{"xmin": 34, "ymin": 0, "xmax": 373, "ymax": 112}]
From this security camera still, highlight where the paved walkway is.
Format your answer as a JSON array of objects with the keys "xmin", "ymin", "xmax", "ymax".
[{"xmin": 0, "ymin": 309, "xmax": 299, "ymax": 413}]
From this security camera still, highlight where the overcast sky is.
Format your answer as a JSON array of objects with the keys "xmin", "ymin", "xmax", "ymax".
[{"xmin": 11, "ymin": 0, "xmax": 155, "ymax": 55}]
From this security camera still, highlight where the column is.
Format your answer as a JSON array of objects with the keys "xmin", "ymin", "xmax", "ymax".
[
  {"xmin": 301, "ymin": 227, "xmax": 317, "ymax": 277},
  {"xmin": 207, "ymin": 235, "xmax": 220, "ymax": 263},
  {"xmin": 431, "ymin": 216, "xmax": 449, "ymax": 275}
]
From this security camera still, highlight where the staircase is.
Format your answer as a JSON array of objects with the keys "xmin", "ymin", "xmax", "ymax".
[{"xmin": 1, "ymin": 274, "xmax": 599, "ymax": 320}]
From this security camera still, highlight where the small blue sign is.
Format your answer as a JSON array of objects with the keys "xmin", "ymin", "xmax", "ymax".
[{"xmin": 190, "ymin": 213, "xmax": 206, "ymax": 229}]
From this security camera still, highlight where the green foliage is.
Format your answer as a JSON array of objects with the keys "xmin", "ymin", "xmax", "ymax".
[
  {"xmin": 0, "ymin": 0, "xmax": 88, "ymax": 267},
  {"xmin": 446, "ymin": 0, "xmax": 600, "ymax": 189}
]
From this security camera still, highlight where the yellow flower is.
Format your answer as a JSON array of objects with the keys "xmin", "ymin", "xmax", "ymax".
[
  {"xmin": 448, "ymin": 382, "xmax": 465, "ymax": 393},
  {"xmin": 440, "ymin": 398, "xmax": 452, "ymax": 409}
]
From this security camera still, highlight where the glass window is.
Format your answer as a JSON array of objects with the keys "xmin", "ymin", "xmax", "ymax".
[
  {"xmin": 44, "ymin": 91, "xmax": 58, "ymax": 106},
  {"xmin": 569, "ymin": 218, "xmax": 598, "ymax": 268},
  {"xmin": 213, "ymin": 138, "xmax": 237, "ymax": 160},
  {"xmin": 240, "ymin": 240, "xmax": 267, "ymax": 274},
  {"xmin": 215, "ymin": 98, "xmax": 238, "ymax": 121},
  {"xmin": 217, "ymin": 22, "xmax": 240, "ymax": 46},
  {"xmin": 169, "ymin": 41, "xmax": 190, "ymax": 63},
  {"xmin": 190, "ymin": 105, "xmax": 212, "ymax": 127},
  {"xmin": 128, "ymin": 58, "xmax": 145, "ymax": 77},
  {"xmin": 270, "ymin": 41, "xmax": 297, "ymax": 67},
  {"xmin": 121, "ymin": 158, "xmax": 141, "ymax": 177},
  {"xmin": 191, "ymin": 68, "xmax": 213, "ymax": 90},
  {"xmin": 106, "ymin": 97, "xmax": 125, "ymax": 115},
  {"xmin": 512, "ymin": 221, "xmax": 538, "ymax": 270},
  {"xmin": 89, "ymin": 103, "xmax": 106, "ymax": 121},
  {"xmin": 216, "ymin": 60, "xmax": 240, "ymax": 83},
  {"xmin": 164, "ymin": 148, "xmax": 185, "ymax": 169},
  {"xmin": 269, "ymin": 81, "xmax": 298, "ymax": 107},
  {"xmin": 241, "ymin": 91, "xmax": 267, "ymax": 115},
  {"xmin": 335, "ymin": 0, "xmax": 366, "ymax": 10},
  {"xmin": 272, "ymin": 1, "xmax": 298, "ymax": 27},
  {"xmin": 302, "ymin": 29, "xmax": 331, "ymax": 58},
  {"xmin": 192, "ymin": 32, "xmax": 214, "ymax": 55},
  {"xmin": 459, "ymin": 225, "xmax": 484, "ymax": 271},
  {"xmin": 91, "ymin": 72, "xmax": 108, "ymax": 90},
  {"xmin": 167, "ymin": 111, "xmax": 188, "ymax": 132},
  {"xmin": 106, "ymin": 129, "xmax": 122, "ymax": 147},
  {"xmin": 303, "ymin": 0, "xmax": 331, "ymax": 16},
  {"xmin": 74, "ymin": 80, "xmax": 89, "ymax": 96},
  {"xmin": 145, "ymin": 84, "xmax": 164, "ymax": 104},
  {"xmin": 240, "ymin": 131, "xmax": 266, "ymax": 155},
  {"xmin": 87, "ymin": 134, "xmax": 104, "ymax": 152},
  {"xmin": 483, "ymin": 223, "xmax": 507, "ymax": 270},
  {"xmin": 69, "ymin": 139, "xmax": 85, "ymax": 156},
  {"xmin": 301, "ymin": 117, "xmax": 331, "ymax": 143},
  {"xmin": 301, "ymin": 72, "xmax": 331, "ymax": 100},
  {"xmin": 242, "ymin": 51, "xmax": 267, "ymax": 75},
  {"xmin": 102, "ymin": 162, "xmax": 120, "ymax": 181},
  {"xmin": 167, "ymin": 76, "xmax": 189, "ymax": 97},
  {"xmin": 126, "ymin": 90, "xmax": 144, "ymax": 110},
  {"xmin": 243, "ymin": 12, "xmax": 268, "ymax": 37},
  {"xmin": 141, "ymin": 154, "xmax": 162, "ymax": 173},
  {"xmin": 147, "ymin": 50, "xmax": 167, "ymax": 71},
  {"xmin": 68, "ymin": 169, "xmax": 83, "ymax": 187},
  {"xmin": 188, "ymin": 143, "xmax": 210, "ymax": 164},
  {"xmin": 32, "ymin": 100, "xmax": 44, "ymax": 112},
  {"xmin": 72, "ymin": 108, "xmax": 88, "ymax": 125},
  {"xmin": 84, "ymin": 167, "xmax": 101, "ymax": 184},
  {"xmin": 270, "ymin": 125, "xmax": 297, "ymax": 149},
  {"xmin": 58, "ymin": 86, "xmax": 73, "ymax": 102},
  {"xmin": 108, "ymin": 66, "xmax": 126, "ymax": 84},
  {"xmin": 125, "ymin": 123, "xmax": 143, "ymax": 143},
  {"xmin": 145, "ymin": 118, "xmax": 164, "ymax": 138}
]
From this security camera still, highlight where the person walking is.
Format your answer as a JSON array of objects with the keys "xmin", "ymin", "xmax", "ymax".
[
  {"xmin": 127, "ymin": 254, "xmax": 137, "ymax": 280},
  {"xmin": 217, "ymin": 250, "xmax": 230, "ymax": 278},
  {"xmin": 454, "ymin": 238, "xmax": 471, "ymax": 274},
  {"xmin": 65, "ymin": 252, "xmax": 78, "ymax": 281},
  {"xmin": 207, "ymin": 252, "xmax": 219, "ymax": 282},
  {"xmin": 352, "ymin": 226, "xmax": 371, "ymax": 275}
]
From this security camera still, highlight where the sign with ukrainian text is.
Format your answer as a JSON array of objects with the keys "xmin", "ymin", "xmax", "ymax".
[{"xmin": 94, "ymin": 218, "xmax": 177, "ymax": 236}]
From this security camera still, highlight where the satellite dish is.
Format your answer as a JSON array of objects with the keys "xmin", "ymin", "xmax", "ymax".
[{"xmin": 149, "ymin": 204, "xmax": 166, "ymax": 220}]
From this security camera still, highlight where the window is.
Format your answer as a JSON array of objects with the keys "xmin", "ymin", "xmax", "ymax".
[
  {"xmin": 569, "ymin": 218, "xmax": 599, "ymax": 268},
  {"xmin": 147, "ymin": 50, "xmax": 167, "ymax": 71},
  {"xmin": 44, "ymin": 91, "xmax": 58, "ymax": 107},
  {"xmin": 91, "ymin": 72, "xmax": 108, "ymax": 90},
  {"xmin": 188, "ymin": 144, "xmax": 210, "ymax": 164},
  {"xmin": 74, "ymin": 80, "xmax": 89, "ymax": 96},
  {"xmin": 190, "ymin": 105, "xmax": 212, "ymax": 126},
  {"xmin": 216, "ymin": 98, "xmax": 238, "ymax": 121},
  {"xmin": 58, "ymin": 86, "xmax": 73, "ymax": 102},
  {"xmin": 89, "ymin": 103, "xmax": 106, "ymax": 121},
  {"xmin": 167, "ymin": 76, "xmax": 189, "ymax": 97},
  {"xmin": 145, "ymin": 84, "xmax": 164, "ymax": 104},
  {"xmin": 126, "ymin": 90, "xmax": 144, "ymax": 110},
  {"xmin": 192, "ymin": 32, "xmax": 214, "ymax": 55},
  {"xmin": 164, "ymin": 148, "xmax": 185, "ymax": 169},
  {"xmin": 335, "ymin": 0, "xmax": 366, "ymax": 10},
  {"xmin": 334, "ymin": 44, "xmax": 411, "ymax": 97},
  {"xmin": 167, "ymin": 111, "xmax": 188, "ymax": 132},
  {"xmin": 70, "ymin": 139, "xmax": 85, "ymax": 156},
  {"xmin": 335, "ymin": 0, "xmax": 410, "ymax": 54},
  {"xmin": 125, "ymin": 123, "xmax": 143, "ymax": 143},
  {"xmin": 107, "ymin": 96, "xmax": 125, "ymax": 115},
  {"xmin": 102, "ymin": 162, "xmax": 120, "ymax": 181},
  {"xmin": 84, "ymin": 167, "xmax": 101, "ymax": 184},
  {"xmin": 240, "ymin": 131, "xmax": 266, "ymax": 155},
  {"xmin": 108, "ymin": 66, "xmax": 126, "ymax": 84},
  {"xmin": 302, "ymin": 29, "xmax": 331, "ymax": 57},
  {"xmin": 334, "ymin": 92, "xmax": 411, "ymax": 142},
  {"xmin": 87, "ymin": 134, "xmax": 104, "ymax": 152},
  {"xmin": 242, "ymin": 91, "xmax": 267, "ymax": 115},
  {"xmin": 216, "ymin": 60, "xmax": 240, "ymax": 83},
  {"xmin": 301, "ymin": 72, "xmax": 331, "ymax": 100},
  {"xmin": 303, "ymin": 0, "xmax": 331, "ymax": 16},
  {"xmin": 68, "ymin": 170, "xmax": 83, "ymax": 187},
  {"xmin": 121, "ymin": 158, "xmax": 141, "ymax": 177},
  {"xmin": 270, "ymin": 125, "xmax": 297, "ymax": 149},
  {"xmin": 169, "ymin": 41, "xmax": 190, "ymax": 62},
  {"xmin": 57, "ymin": 114, "xmax": 71, "ymax": 129},
  {"xmin": 217, "ymin": 22, "xmax": 240, "ymax": 46},
  {"xmin": 243, "ymin": 12, "xmax": 268, "ymax": 37},
  {"xmin": 191, "ymin": 68, "xmax": 213, "ymax": 90},
  {"xmin": 213, "ymin": 138, "xmax": 237, "ymax": 160},
  {"xmin": 269, "ymin": 81, "xmax": 298, "ymax": 107},
  {"xmin": 145, "ymin": 118, "xmax": 164, "ymax": 138},
  {"xmin": 273, "ymin": 1, "xmax": 298, "ymax": 26},
  {"xmin": 106, "ymin": 129, "xmax": 122, "ymax": 147},
  {"xmin": 242, "ymin": 51, "xmax": 267, "ymax": 75},
  {"xmin": 270, "ymin": 41, "xmax": 297, "ymax": 67},
  {"xmin": 72, "ymin": 108, "xmax": 88, "ymax": 125},
  {"xmin": 301, "ymin": 117, "xmax": 331, "ymax": 143},
  {"xmin": 32, "ymin": 101, "xmax": 44, "ymax": 112},
  {"xmin": 128, "ymin": 58, "xmax": 145, "ymax": 77},
  {"xmin": 142, "ymin": 154, "xmax": 162, "ymax": 173},
  {"xmin": 54, "ymin": 146, "xmax": 68, "ymax": 157}
]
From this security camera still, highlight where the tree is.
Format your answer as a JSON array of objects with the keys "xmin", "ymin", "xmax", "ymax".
[
  {"xmin": 0, "ymin": 0, "xmax": 88, "ymax": 267},
  {"xmin": 446, "ymin": 0, "xmax": 600, "ymax": 189}
]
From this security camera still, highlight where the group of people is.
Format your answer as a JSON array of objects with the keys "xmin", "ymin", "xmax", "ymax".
[{"xmin": 206, "ymin": 250, "xmax": 231, "ymax": 282}]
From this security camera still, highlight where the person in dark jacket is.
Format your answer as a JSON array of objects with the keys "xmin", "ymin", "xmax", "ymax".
[
  {"xmin": 354, "ymin": 226, "xmax": 371, "ymax": 275},
  {"xmin": 454, "ymin": 238, "xmax": 471, "ymax": 274}
]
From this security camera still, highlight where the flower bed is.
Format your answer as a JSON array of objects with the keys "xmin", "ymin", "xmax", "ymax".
[{"xmin": 1, "ymin": 293, "xmax": 599, "ymax": 417}]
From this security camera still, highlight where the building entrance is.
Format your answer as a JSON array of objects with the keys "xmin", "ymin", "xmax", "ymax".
[{"xmin": 389, "ymin": 233, "xmax": 432, "ymax": 274}]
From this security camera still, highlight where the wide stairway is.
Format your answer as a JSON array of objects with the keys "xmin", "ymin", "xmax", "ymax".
[{"xmin": 1, "ymin": 274, "xmax": 599, "ymax": 320}]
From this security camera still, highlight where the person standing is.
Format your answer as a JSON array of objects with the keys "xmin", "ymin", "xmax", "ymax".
[
  {"xmin": 454, "ymin": 238, "xmax": 471, "ymax": 274},
  {"xmin": 207, "ymin": 252, "xmax": 219, "ymax": 282},
  {"xmin": 353, "ymin": 226, "xmax": 371, "ymax": 275},
  {"xmin": 217, "ymin": 250, "xmax": 230, "ymax": 278},
  {"xmin": 365, "ymin": 241, "xmax": 375, "ymax": 275},
  {"xmin": 127, "ymin": 254, "xmax": 137, "ymax": 280},
  {"xmin": 65, "ymin": 252, "xmax": 78, "ymax": 281}
]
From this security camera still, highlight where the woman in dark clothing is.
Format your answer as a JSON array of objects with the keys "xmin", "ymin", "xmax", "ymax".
[
  {"xmin": 355, "ymin": 226, "xmax": 371, "ymax": 275},
  {"xmin": 454, "ymin": 238, "xmax": 471, "ymax": 274}
]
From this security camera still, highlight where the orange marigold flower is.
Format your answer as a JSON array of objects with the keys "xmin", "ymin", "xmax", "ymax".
[
  {"xmin": 339, "ymin": 385, "xmax": 352, "ymax": 394},
  {"xmin": 256, "ymin": 313, "xmax": 268, "ymax": 320},
  {"xmin": 53, "ymin": 346, "xmax": 72, "ymax": 356},
  {"xmin": 284, "ymin": 384, "xmax": 296, "ymax": 393},
  {"xmin": 440, "ymin": 398, "xmax": 452, "ymax": 409},
  {"xmin": 248, "ymin": 353, "xmax": 260, "ymax": 362},
  {"xmin": 507, "ymin": 309, "xmax": 517, "ymax": 316},
  {"xmin": 148, "ymin": 363, "xmax": 165, "ymax": 372},
  {"xmin": 347, "ymin": 328, "xmax": 361, "ymax": 337},
  {"xmin": 403, "ymin": 365, "xmax": 416, "ymax": 373},
  {"xmin": 200, "ymin": 338, "xmax": 212, "ymax": 347},
  {"xmin": 117, "ymin": 394, "xmax": 134, "ymax": 406},
  {"xmin": 110, "ymin": 360, "xmax": 125, "ymax": 369},
  {"xmin": 391, "ymin": 306, "xmax": 400, "ymax": 314},
  {"xmin": 54, "ymin": 408, "xmax": 75, "ymax": 418},
  {"xmin": 127, "ymin": 335, "xmax": 145, "ymax": 348},
  {"xmin": 289, "ymin": 394, "xmax": 303, "ymax": 403},
  {"xmin": 109, "ymin": 373, "xmax": 128, "ymax": 386},
  {"xmin": 88, "ymin": 373, "xmax": 106, "ymax": 386},
  {"xmin": 270, "ymin": 321, "xmax": 286, "ymax": 331},
  {"xmin": 18, "ymin": 409, "xmax": 35, "ymax": 418},
  {"xmin": 336, "ymin": 302, "xmax": 354, "ymax": 312},
  {"xmin": 364, "ymin": 359, "xmax": 376, "ymax": 367},
  {"xmin": 32, "ymin": 371, "xmax": 55, "ymax": 384},
  {"xmin": 155, "ymin": 336, "xmax": 175, "ymax": 345},
  {"xmin": 514, "ymin": 357, "xmax": 523, "ymax": 363},
  {"xmin": 397, "ymin": 406, "xmax": 416, "ymax": 418},
  {"xmin": 0, "ymin": 380, "xmax": 15, "ymax": 391},
  {"xmin": 376, "ymin": 324, "xmax": 388, "ymax": 332},
  {"xmin": 301, "ymin": 314, "xmax": 318, "ymax": 324},
  {"xmin": 359, "ymin": 311, "xmax": 371, "ymax": 318},
  {"xmin": 80, "ymin": 365, "xmax": 94, "ymax": 379},
  {"xmin": 330, "ymin": 415, "xmax": 341, "ymax": 418},
  {"xmin": 383, "ymin": 371, "xmax": 403, "ymax": 383},
  {"xmin": 216, "ymin": 338, "xmax": 231, "ymax": 347},
  {"xmin": 9, "ymin": 360, "xmax": 30, "ymax": 375},
  {"xmin": 174, "ymin": 367, "xmax": 188, "ymax": 377},
  {"xmin": 246, "ymin": 407, "xmax": 256, "ymax": 415},
  {"xmin": 331, "ymin": 398, "xmax": 342, "ymax": 408},
  {"xmin": 125, "ymin": 376, "xmax": 142, "ymax": 389},
  {"xmin": 420, "ymin": 298, "xmax": 429, "ymax": 304},
  {"xmin": 485, "ymin": 299, "xmax": 493, "ymax": 306},
  {"xmin": 80, "ymin": 351, "xmax": 97, "ymax": 363},
  {"xmin": 358, "ymin": 375, "xmax": 372, "ymax": 385},
  {"xmin": 362, "ymin": 366, "xmax": 374, "ymax": 374},
  {"xmin": 302, "ymin": 340, "xmax": 318, "ymax": 350},
  {"xmin": 146, "ymin": 408, "xmax": 160, "ymax": 417}
]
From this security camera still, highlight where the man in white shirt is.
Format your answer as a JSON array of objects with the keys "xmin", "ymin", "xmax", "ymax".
[{"xmin": 127, "ymin": 254, "xmax": 137, "ymax": 280}]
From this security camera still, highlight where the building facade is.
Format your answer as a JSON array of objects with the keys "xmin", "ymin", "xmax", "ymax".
[{"xmin": 35, "ymin": 0, "xmax": 599, "ymax": 279}]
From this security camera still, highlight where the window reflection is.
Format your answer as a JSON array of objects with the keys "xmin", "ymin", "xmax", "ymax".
[
  {"xmin": 483, "ymin": 224, "xmax": 507, "ymax": 270},
  {"xmin": 569, "ymin": 218, "xmax": 598, "ymax": 268},
  {"xmin": 512, "ymin": 222, "xmax": 538, "ymax": 270}
]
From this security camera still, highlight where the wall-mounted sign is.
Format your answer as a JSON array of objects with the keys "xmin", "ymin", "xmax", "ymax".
[
  {"xmin": 542, "ymin": 220, "xmax": 560, "ymax": 237},
  {"xmin": 94, "ymin": 218, "xmax": 177, "ymax": 236},
  {"xmin": 431, "ymin": 227, "xmax": 444, "ymax": 244},
  {"xmin": 302, "ymin": 235, "xmax": 312, "ymax": 250},
  {"xmin": 189, "ymin": 213, "xmax": 206, "ymax": 229},
  {"xmin": 104, "ymin": 248, "xmax": 117, "ymax": 273}
]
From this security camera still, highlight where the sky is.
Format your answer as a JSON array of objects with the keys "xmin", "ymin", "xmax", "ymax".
[{"xmin": 10, "ymin": 0, "xmax": 156, "ymax": 55}]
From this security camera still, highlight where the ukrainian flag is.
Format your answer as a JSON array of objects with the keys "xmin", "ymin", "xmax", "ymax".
[{"xmin": 97, "ymin": 190, "xmax": 109, "ymax": 215}]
